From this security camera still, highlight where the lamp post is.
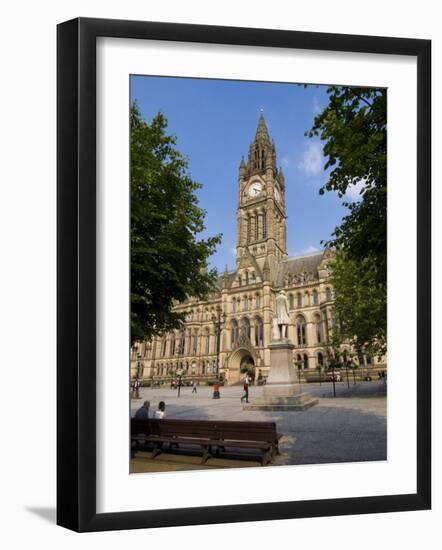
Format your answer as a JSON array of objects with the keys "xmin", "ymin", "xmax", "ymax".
[
  {"xmin": 212, "ymin": 305, "xmax": 227, "ymax": 381},
  {"xmin": 135, "ymin": 353, "xmax": 143, "ymax": 398},
  {"xmin": 344, "ymin": 358, "xmax": 350, "ymax": 389},
  {"xmin": 176, "ymin": 367, "xmax": 183, "ymax": 398},
  {"xmin": 326, "ymin": 349, "xmax": 337, "ymax": 398},
  {"xmin": 349, "ymin": 359, "xmax": 356, "ymax": 385},
  {"xmin": 316, "ymin": 364, "xmax": 323, "ymax": 386},
  {"xmin": 296, "ymin": 358, "xmax": 303, "ymax": 393}
]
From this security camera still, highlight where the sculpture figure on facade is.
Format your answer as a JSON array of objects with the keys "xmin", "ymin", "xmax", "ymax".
[{"xmin": 274, "ymin": 290, "xmax": 290, "ymax": 340}]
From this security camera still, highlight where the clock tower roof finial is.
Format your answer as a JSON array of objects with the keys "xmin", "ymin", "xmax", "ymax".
[{"xmin": 255, "ymin": 110, "xmax": 270, "ymax": 143}]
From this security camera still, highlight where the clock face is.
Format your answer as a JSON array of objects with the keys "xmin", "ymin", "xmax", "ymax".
[
  {"xmin": 274, "ymin": 186, "xmax": 281, "ymax": 202},
  {"xmin": 248, "ymin": 181, "xmax": 262, "ymax": 197}
]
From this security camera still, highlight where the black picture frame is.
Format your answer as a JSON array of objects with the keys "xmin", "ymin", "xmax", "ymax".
[{"xmin": 57, "ymin": 17, "xmax": 431, "ymax": 532}]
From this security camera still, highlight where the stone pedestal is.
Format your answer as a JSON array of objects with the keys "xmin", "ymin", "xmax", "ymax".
[{"xmin": 244, "ymin": 340, "xmax": 318, "ymax": 411}]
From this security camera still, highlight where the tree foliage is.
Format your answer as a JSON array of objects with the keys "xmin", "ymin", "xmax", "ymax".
[
  {"xmin": 329, "ymin": 252, "xmax": 387, "ymax": 356},
  {"xmin": 131, "ymin": 104, "xmax": 221, "ymax": 345},
  {"xmin": 307, "ymin": 87, "xmax": 387, "ymax": 355}
]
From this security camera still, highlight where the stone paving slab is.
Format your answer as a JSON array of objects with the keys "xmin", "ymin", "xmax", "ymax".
[{"xmin": 131, "ymin": 381, "xmax": 386, "ymax": 472}]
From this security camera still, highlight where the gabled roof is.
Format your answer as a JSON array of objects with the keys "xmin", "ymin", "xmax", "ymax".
[{"xmin": 275, "ymin": 252, "xmax": 324, "ymax": 286}]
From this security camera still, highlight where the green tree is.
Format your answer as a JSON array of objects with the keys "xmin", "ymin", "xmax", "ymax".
[
  {"xmin": 329, "ymin": 252, "xmax": 387, "ymax": 356},
  {"xmin": 307, "ymin": 87, "xmax": 386, "ymax": 354},
  {"xmin": 131, "ymin": 104, "xmax": 221, "ymax": 345}
]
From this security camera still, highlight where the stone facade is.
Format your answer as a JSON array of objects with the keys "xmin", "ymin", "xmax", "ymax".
[{"xmin": 131, "ymin": 114, "xmax": 384, "ymax": 385}]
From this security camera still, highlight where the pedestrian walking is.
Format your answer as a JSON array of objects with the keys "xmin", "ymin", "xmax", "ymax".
[
  {"xmin": 133, "ymin": 378, "xmax": 141, "ymax": 399},
  {"xmin": 192, "ymin": 381, "xmax": 197, "ymax": 394},
  {"xmin": 212, "ymin": 382, "xmax": 220, "ymax": 399},
  {"xmin": 240, "ymin": 375, "xmax": 250, "ymax": 403}
]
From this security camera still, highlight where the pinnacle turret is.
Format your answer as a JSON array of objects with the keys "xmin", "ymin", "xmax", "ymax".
[{"xmin": 254, "ymin": 111, "xmax": 270, "ymax": 143}]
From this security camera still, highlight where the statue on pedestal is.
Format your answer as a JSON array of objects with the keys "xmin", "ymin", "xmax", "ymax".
[{"xmin": 274, "ymin": 290, "xmax": 290, "ymax": 340}]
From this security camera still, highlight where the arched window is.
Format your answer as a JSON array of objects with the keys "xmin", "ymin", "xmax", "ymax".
[
  {"xmin": 170, "ymin": 333, "xmax": 176, "ymax": 356},
  {"xmin": 366, "ymin": 355, "xmax": 372, "ymax": 365},
  {"xmin": 231, "ymin": 320, "xmax": 239, "ymax": 347},
  {"xmin": 204, "ymin": 330, "xmax": 210, "ymax": 354},
  {"xmin": 296, "ymin": 354, "xmax": 302, "ymax": 369},
  {"xmin": 254, "ymin": 317, "xmax": 264, "ymax": 347},
  {"xmin": 296, "ymin": 316, "xmax": 307, "ymax": 346},
  {"xmin": 245, "ymin": 271, "xmax": 249, "ymax": 285},
  {"xmin": 178, "ymin": 331, "xmax": 185, "ymax": 355},
  {"xmin": 289, "ymin": 293, "xmax": 294, "ymax": 309},
  {"xmin": 303, "ymin": 353, "xmax": 309, "ymax": 369},
  {"xmin": 242, "ymin": 318, "xmax": 251, "ymax": 340},
  {"xmin": 192, "ymin": 332, "xmax": 198, "ymax": 355},
  {"xmin": 314, "ymin": 314, "xmax": 322, "ymax": 343},
  {"xmin": 238, "ymin": 276, "xmax": 242, "ymax": 287},
  {"xmin": 232, "ymin": 298, "xmax": 237, "ymax": 313},
  {"xmin": 297, "ymin": 292, "xmax": 302, "ymax": 307},
  {"xmin": 186, "ymin": 330, "xmax": 192, "ymax": 354},
  {"xmin": 244, "ymin": 295, "xmax": 249, "ymax": 310},
  {"xmin": 318, "ymin": 352, "xmax": 324, "ymax": 367},
  {"xmin": 161, "ymin": 337, "xmax": 167, "ymax": 357},
  {"xmin": 313, "ymin": 289, "xmax": 319, "ymax": 305},
  {"xmin": 252, "ymin": 272, "xmax": 256, "ymax": 285},
  {"xmin": 205, "ymin": 308, "xmax": 209, "ymax": 321},
  {"xmin": 255, "ymin": 293, "xmax": 260, "ymax": 308},
  {"xmin": 326, "ymin": 287, "xmax": 332, "ymax": 301}
]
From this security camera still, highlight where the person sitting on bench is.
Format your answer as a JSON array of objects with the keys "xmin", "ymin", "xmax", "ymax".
[
  {"xmin": 153, "ymin": 401, "xmax": 166, "ymax": 419},
  {"xmin": 134, "ymin": 400, "xmax": 150, "ymax": 420}
]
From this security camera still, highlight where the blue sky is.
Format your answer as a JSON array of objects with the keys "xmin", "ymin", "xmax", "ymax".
[{"xmin": 131, "ymin": 75, "xmax": 357, "ymax": 272}]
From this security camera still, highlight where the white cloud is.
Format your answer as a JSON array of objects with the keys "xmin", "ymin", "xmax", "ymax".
[
  {"xmin": 312, "ymin": 96, "xmax": 322, "ymax": 115},
  {"xmin": 297, "ymin": 141, "xmax": 324, "ymax": 176},
  {"xmin": 345, "ymin": 179, "xmax": 366, "ymax": 202},
  {"xmin": 290, "ymin": 245, "xmax": 320, "ymax": 257},
  {"xmin": 231, "ymin": 247, "xmax": 237, "ymax": 255},
  {"xmin": 281, "ymin": 156, "xmax": 290, "ymax": 167}
]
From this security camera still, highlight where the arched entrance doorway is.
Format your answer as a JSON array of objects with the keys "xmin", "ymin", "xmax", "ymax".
[{"xmin": 226, "ymin": 348, "xmax": 255, "ymax": 384}]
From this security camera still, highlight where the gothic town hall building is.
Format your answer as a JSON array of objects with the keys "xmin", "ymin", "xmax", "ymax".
[{"xmin": 131, "ymin": 113, "xmax": 379, "ymax": 385}]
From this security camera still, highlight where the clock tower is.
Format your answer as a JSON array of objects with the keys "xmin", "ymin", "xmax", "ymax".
[{"xmin": 236, "ymin": 112, "xmax": 287, "ymax": 278}]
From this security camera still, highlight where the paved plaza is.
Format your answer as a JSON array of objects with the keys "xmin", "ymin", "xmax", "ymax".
[{"xmin": 130, "ymin": 381, "xmax": 387, "ymax": 472}]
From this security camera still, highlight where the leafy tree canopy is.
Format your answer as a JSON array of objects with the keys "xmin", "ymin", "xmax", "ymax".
[
  {"xmin": 307, "ymin": 86, "xmax": 387, "ymax": 355},
  {"xmin": 329, "ymin": 252, "xmax": 387, "ymax": 356},
  {"xmin": 131, "ymin": 104, "xmax": 221, "ymax": 345}
]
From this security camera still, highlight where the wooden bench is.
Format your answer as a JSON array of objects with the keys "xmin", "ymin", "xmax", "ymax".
[{"xmin": 131, "ymin": 418, "xmax": 281, "ymax": 466}]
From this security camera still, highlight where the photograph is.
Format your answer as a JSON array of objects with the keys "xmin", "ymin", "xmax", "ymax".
[{"xmin": 129, "ymin": 75, "xmax": 388, "ymax": 473}]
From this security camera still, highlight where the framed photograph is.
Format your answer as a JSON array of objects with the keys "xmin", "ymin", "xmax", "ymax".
[{"xmin": 57, "ymin": 17, "xmax": 431, "ymax": 532}]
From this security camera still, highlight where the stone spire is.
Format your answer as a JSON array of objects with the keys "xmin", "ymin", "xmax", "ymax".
[
  {"xmin": 247, "ymin": 111, "xmax": 276, "ymax": 176},
  {"xmin": 254, "ymin": 111, "xmax": 270, "ymax": 144},
  {"xmin": 222, "ymin": 264, "xmax": 230, "ymax": 289},
  {"xmin": 262, "ymin": 256, "xmax": 271, "ymax": 282},
  {"xmin": 239, "ymin": 156, "xmax": 247, "ymax": 178}
]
